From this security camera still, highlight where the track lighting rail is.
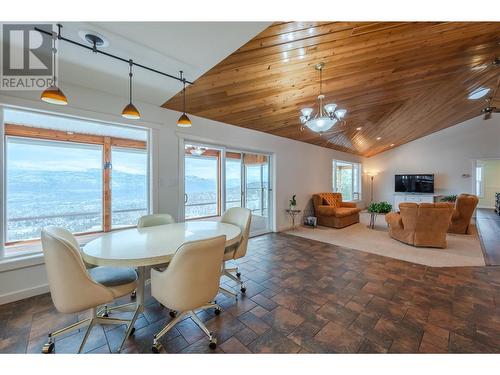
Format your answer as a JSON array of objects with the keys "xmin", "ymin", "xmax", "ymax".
[{"xmin": 34, "ymin": 24, "xmax": 194, "ymax": 85}]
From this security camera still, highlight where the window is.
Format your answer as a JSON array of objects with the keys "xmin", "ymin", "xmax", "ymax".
[
  {"xmin": 3, "ymin": 109, "xmax": 149, "ymax": 249},
  {"xmin": 476, "ymin": 164, "xmax": 484, "ymax": 198},
  {"xmin": 333, "ymin": 160, "xmax": 361, "ymax": 201},
  {"xmin": 6, "ymin": 138, "xmax": 103, "ymax": 242},
  {"xmin": 111, "ymin": 147, "xmax": 148, "ymax": 228},
  {"xmin": 225, "ymin": 154, "xmax": 242, "ymax": 210},
  {"xmin": 184, "ymin": 145, "xmax": 221, "ymax": 219}
]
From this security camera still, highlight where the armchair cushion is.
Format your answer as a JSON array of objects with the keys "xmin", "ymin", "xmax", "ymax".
[
  {"xmin": 340, "ymin": 202, "xmax": 357, "ymax": 208},
  {"xmin": 334, "ymin": 207, "xmax": 362, "ymax": 218}
]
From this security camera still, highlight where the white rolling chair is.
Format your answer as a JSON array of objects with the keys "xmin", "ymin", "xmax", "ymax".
[
  {"xmin": 41, "ymin": 227, "xmax": 140, "ymax": 354},
  {"xmin": 137, "ymin": 213, "xmax": 175, "ymax": 228},
  {"xmin": 150, "ymin": 235, "xmax": 226, "ymax": 353},
  {"xmin": 219, "ymin": 207, "xmax": 252, "ymax": 299},
  {"xmin": 135, "ymin": 213, "xmax": 176, "ymax": 309}
]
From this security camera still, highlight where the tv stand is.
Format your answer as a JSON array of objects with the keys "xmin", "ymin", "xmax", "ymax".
[{"xmin": 393, "ymin": 193, "xmax": 435, "ymax": 211}]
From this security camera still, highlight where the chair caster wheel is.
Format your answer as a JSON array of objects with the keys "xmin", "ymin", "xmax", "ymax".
[
  {"xmin": 236, "ymin": 272, "xmax": 241, "ymax": 278},
  {"xmin": 240, "ymin": 287, "xmax": 246, "ymax": 293},
  {"xmin": 152, "ymin": 342, "xmax": 161, "ymax": 353},
  {"xmin": 130, "ymin": 291, "xmax": 137, "ymax": 300},
  {"xmin": 209, "ymin": 339, "xmax": 217, "ymax": 350},
  {"xmin": 42, "ymin": 342, "xmax": 54, "ymax": 354},
  {"xmin": 130, "ymin": 327, "xmax": 136, "ymax": 335},
  {"xmin": 214, "ymin": 308, "xmax": 221, "ymax": 316},
  {"xmin": 169, "ymin": 310, "xmax": 177, "ymax": 318},
  {"xmin": 103, "ymin": 313, "xmax": 109, "ymax": 318}
]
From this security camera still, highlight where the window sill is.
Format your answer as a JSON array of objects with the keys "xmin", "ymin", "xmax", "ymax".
[
  {"xmin": 0, "ymin": 252, "xmax": 45, "ymax": 272},
  {"xmin": 0, "ymin": 231, "xmax": 115, "ymax": 273}
]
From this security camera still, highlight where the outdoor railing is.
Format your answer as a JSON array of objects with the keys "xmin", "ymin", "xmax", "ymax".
[{"xmin": 8, "ymin": 207, "xmax": 147, "ymax": 223}]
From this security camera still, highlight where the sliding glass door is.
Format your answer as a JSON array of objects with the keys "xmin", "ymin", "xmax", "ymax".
[
  {"xmin": 243, "ymin": 153, "xmax": 270, "ymax": 235},
  {"xmin": 184, "ymin": 144, "xmax": 221, "ymax": 219},
  {"xmin": 184, "ymin": 143, "xmax": 272, "ymax": 236}
]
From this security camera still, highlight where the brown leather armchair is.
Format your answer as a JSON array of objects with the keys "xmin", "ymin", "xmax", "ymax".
[
  {"xmin": 385, "ymin": 202, "xmax": 454, "ymax": 248},
  {"xmin": 312, "ymin": 192, "xmax": 361, "ymax": 228},
  {"xmin": 448, "ymin": 194, "xmax": 479, "ymax": 234}
]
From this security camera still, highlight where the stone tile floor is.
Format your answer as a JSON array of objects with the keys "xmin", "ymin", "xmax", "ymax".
[{"xmin": 1, "ymin": 233, "xmax": 499, "ymax": 353}]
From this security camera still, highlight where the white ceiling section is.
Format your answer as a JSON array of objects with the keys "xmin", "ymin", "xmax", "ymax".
[{"xmin": 52, "ymin": 22, "xmax": 271, "ymax": 106}]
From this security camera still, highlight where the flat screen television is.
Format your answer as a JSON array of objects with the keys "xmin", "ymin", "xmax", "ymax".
[{"xmin": 395, "ymin": 174, "xmax": 434, "ymax": 193}]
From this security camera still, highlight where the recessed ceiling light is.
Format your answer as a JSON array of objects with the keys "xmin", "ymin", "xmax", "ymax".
[
  {"xmin": 376, "ymin": 137, "xmax": 381, "ymax": 140},
  {"xmin": 468, "ymin": 87, "xmax": 490, "ymax": 100},
  {"xmin": 356, "ymin": 127, "xmax": 362, "ymax": 131}
]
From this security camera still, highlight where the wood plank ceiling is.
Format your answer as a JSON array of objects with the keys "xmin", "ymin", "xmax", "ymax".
[{"xmin": 162, "ymin": 22, "xmax": 500, "ymax": 157}]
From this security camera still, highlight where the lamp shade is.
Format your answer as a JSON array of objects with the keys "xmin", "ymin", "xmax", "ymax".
[
  {"xmin": 121, "ymin": 103, "xmax": 141, "ymax": 119},
  {"xmin": 306, "ymin": 117, "xmax": 337, "ymax": 132},
  {"xmin": 40, "ymin": 85, "xmax": 68, "ymax": 105},
  {"xmin": 177, "ymin": 113, "xmax": 192, "ymax": 128}
]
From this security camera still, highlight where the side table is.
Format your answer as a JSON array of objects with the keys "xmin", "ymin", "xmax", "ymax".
[{"xmin": 285, "ymin": 209, "xmax": 302, "ymax": 230}]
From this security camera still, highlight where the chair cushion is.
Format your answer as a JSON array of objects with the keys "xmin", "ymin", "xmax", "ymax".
[
  {"xmin": 333, "ymin": 207, "xmax": 361, "ymax": 218},
  {"xmin": 89, "ymin": 266, "xmax": 138, "ymax": 287}
]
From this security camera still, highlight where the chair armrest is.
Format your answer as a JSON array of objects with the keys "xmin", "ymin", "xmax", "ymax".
[
  {"xmin": 385, "ymin": 212, "xmax": 403, "ymax": 228},
  {"xmin": 316, "ymin": 205, "xmax": 337, "ymax": 216},
  {"xmin": 340, "ymin": 202, "xmax": 357, "ymax": 208}
]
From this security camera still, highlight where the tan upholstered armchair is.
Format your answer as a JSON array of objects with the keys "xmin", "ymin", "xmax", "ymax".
[
  {"xmin": 448, "ymin": 194, "xmax": 479, "ymax": 234},
  {"xmin": 312, "ymin": 192, "xmax": 361, "ymax": 228},
  {"xmin": 385, "ymin": 202, "xmax": 454, "ymax": 248}
]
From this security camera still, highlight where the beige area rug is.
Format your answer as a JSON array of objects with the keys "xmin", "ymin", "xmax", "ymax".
[{"xmin": 286, "ymin": 212, "xmax": 485, "ymax": 267}]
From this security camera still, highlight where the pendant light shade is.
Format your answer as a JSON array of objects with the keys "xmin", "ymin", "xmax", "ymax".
[
  {"xmin": 41, "ymin": 31, "xmax": 67, "ymax": 105},
  {"xmin": 122, "ymin": 103, "xmax": 141, "ymax": 119},
  {"xmin": 41, "ymin": 85, "xmax": 68, "ymax": 105},
  {"xmin": 122, "ymin": 59, "xmax": 141, "ymax": 120},
  {"xmin": 177, "ymin": 113, "xmax": 192, "ymax": 127},
  {"xmin": 177, "ymin": 71, "xmax": 192, "ymax": 128}
]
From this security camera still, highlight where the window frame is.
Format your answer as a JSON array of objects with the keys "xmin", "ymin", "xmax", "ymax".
[
  {"xmin": 3, "ymin": 123, "xmax": 148, "ymax": 247},
  {"xmin": 332, "ymin": 159, "xmax": 362, "ymax": 202}
]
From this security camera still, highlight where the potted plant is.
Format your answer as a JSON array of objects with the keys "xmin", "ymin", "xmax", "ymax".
[
  {"xmin": 441, "ymin": 194, "xmax": 457, "ymax": 203},
  {"xmin": 367, "ymin": 201, "xmax": 392, "ymax": 214},
  {"xmin": 289, "ymin": 194, "xmax": 297, "ymax": 210}
]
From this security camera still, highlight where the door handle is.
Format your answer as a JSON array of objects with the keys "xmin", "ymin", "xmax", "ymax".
[{"xmin": 184, "ymin": 193, "xmax": 188, "ymax": 204}]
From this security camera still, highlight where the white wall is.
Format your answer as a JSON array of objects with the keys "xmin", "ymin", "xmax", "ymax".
[
  {"xmin": 0, "ymin": 83, "xmax": 363, "ymax": 304},
  {"xmin": 364, "ymin": 115, "xmax": 500, "ymax": 205}
]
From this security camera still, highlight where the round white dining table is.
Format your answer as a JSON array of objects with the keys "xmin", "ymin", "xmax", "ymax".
[{"xmin": 82, "ymin": 221, "xmax": 241, "ymax": 313}]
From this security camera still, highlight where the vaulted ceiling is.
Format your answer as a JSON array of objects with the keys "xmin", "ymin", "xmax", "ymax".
[{"xmin": 162, "ymin": 22, "xmax": 500, "ymax": 157}]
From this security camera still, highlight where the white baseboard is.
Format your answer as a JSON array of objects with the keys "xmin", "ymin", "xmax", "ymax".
[
  {"xmin": 477, "ymin": 205, "xmax": 494, "ymax": 209},
  {"xmin": 0, "ymin": 283, "xmax": 49, "ymax": 305}
]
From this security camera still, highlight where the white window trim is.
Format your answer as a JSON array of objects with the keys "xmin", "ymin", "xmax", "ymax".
[{"xmin": 476, "ymin": 164, "xmax": 485, "ymax": 198}]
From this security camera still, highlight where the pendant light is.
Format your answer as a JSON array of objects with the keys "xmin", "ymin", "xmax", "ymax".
[
  {"xmin": 41, "ymin": 31, "xmax": 68, "ymax": 105},
  {"xmin": 177, "ymin": 71, "xmax": 192, "ymax": 127},
  {"xmin": 299, "ymin": 63, "xmax": 347, "ymax": 133},
  {"xmin": 122, "ymin": 59, "xmax": 141, "ymax": 119}
]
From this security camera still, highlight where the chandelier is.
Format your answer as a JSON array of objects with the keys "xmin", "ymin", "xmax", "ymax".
[{"xmin": 299, "ymin": 62, "xmax": 347, "ymax": 133}]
